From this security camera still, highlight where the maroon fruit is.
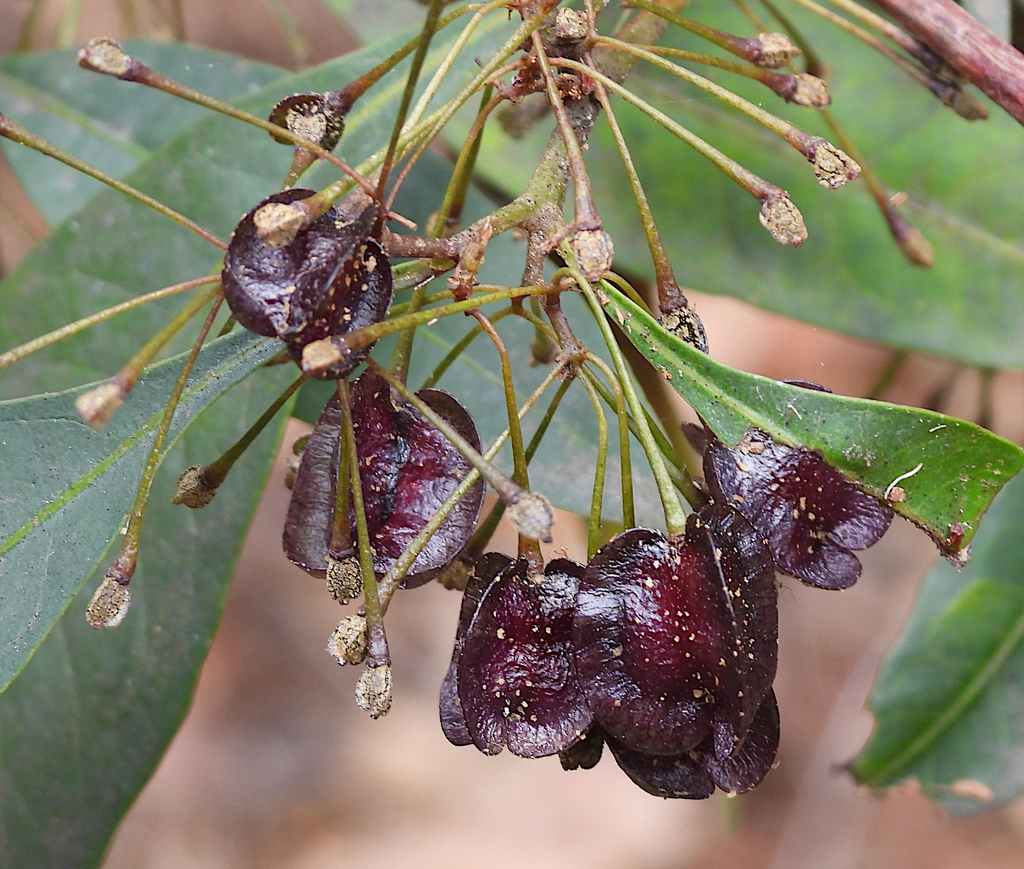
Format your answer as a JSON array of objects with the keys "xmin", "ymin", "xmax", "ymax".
[
  {"xmin": 705, "ymin": 689, "xmax": 780, "ymax": 795},
  {"xmin": 607, "ymin": 735, "xmax": 715, "ymax": 799},
  {"xmin": 572, "ymin": 507, "xmax": 777, "ymax": 758},
  {"xmin": 268, "ymin": 93, "xmax": 346, "ymax": 151},
  {"xmin": 222, "ymin": 189, "xmax": 392, "ymax": 379},
  {"xmin": 440, "ymin": 552, "xmax": 515, "ymax": 747},
  {"xmin": 282, "ymin": 371, "xmax": 485, "ymax": 586},
  {"xmin": 690, "ymin": 504, "xmax": 778, "ymax": 762},
  {"xmin": 457, "ymin": 558, "xmax": 593, "ymax": 758},
  {"xmin": 282, "ymin": 393, "xmax": 343, "ymax": 576},
  {"xmin": 703, "ymin": 428, "xmax": 893, "ymax": 589},
  {"xmin": 349, "ymin": 369, "xmax": 485, "ymax": 585}
]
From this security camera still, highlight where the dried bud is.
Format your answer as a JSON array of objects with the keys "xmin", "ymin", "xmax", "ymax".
[
  {"xmin": 884, "ymin": 204, "xmax": 935, "ymax": 267},
  {"xmin": 768, "ymin": 73, "xmax": 831, "ymax": 108},
  {"xmin": 171, "ymin": 464, "xmax": 219, "ymax": 508},
  {"xmin": 268, "ymin": 93, "xmax": 346, "ymax": 150},
  {"xmin": 75, "ymin": 381, "xmax": 127, "ymax": 430},
  {"xmin": 559, "ymin": 726, "xmax": 605, "ymax": 770},
  {"xmin": 749, "ymin": 33, "xmax": 801, "ymax": 68},
  {"xmin": 659, "ymin": 307, "xmax": 708, "ymax": 353},
  {"xmin": 86, "ymin": 576, "xmax": 131, "ymax": 629},
  {"xmin": 327, "ymin": 614, "xmax": 368, "ymax": 665},
  {"xmin": 571, "ymin": 228, "xmax": 614, "ymax": 283},
  {"xmin": 252, "ymin": 201, "xmax": 309, "ymax": 248},
  {"xmin": 78, "ymin": 37, "xmax": 135, "ymax": 78},
  {"xmin": 801, "ymin": 138, "xmax": 860, "ymax": 189},
  {"xmin": 325, "ymin": 556, "xmax": 362, "ymax": 602},
  {"xmin": 355, "ymin": 663, "xmax": 393, "ymax": 718},
  {"xmin": 507, "ymin": 490, "xmax": 555, "ymax": 543},
  {"xmin": 758, "ymin": 194, "xmax": 807, "ymax": 246},
  {"xmin": 552, "ymin": 8, "xmax": 587, "ymax": 43}
]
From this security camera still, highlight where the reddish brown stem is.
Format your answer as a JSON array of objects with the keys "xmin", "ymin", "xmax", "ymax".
[{"xmin": 869, "ymin": 0, "xmax": 1024, "ymax": 126}]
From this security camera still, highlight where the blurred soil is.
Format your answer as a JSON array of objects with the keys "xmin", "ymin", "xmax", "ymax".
[{"xmin": 4, "ymin": 2, "xmax": 1024, "ymax": 867}]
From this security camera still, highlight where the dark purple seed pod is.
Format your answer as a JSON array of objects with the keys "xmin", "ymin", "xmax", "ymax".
[
  {"xmin": 558, "ymin": 724, "xmax": 605, "ymax": 771},
  {"xmin": 457, "ymin": 558, "xmax": 593, "ymax": 758},
  {"xmin": 282, "ymin": 393, "xmax": 343, "ymax": 577},
  {"xmin": 705, "ymin": 689, "xmax": 780, "ymax": 795},
  {"xmin": 222, "ymin": 189, "xmax": 392, "ymax": 380},
  {"xmin": 690, "ymin": 504, "xmax": 778, "ymax": 762},
  {"xmin": 440, "ymin": 552, "xmax": 515, "ymax": 747},
  {"xmin": 573, "ymin": 525, "xmax": 726, "ymax": 756},
  {"xmin": 606, "ymin": 735, "xmax": 716, "ymax": 800},
  {"xmin": 349, "ymin": 369, "xmax": 485, "ymax": 585},
  {"xmin": 268, "ymin": 93, "xmax": 346, "ymax": 150},
  {"xmin": 703, "ymin": 428, "xmax": 893, "ymax": 590}
]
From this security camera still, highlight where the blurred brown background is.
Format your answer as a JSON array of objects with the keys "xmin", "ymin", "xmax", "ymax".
[{"xmin": 4, "ymin": 1, "xmax": 1024, "ymax": 866}]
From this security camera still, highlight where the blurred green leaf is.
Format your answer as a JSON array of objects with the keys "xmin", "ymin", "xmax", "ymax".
[
  {"xmin": 602, "ymin": 282, "xmax": 1024, "ymax": 552},
  {"xmin": 0, "ymin": 329, "xmax": 281, "ymax": 693},
  {"xmin": 852, "ymin": 471, "xmax": 1024, "ymax": 815},
  {"xmin": 581, "ymin": 10, "xmax": 1024, "ymax": 368},
  {"xmin": 0, "ymin": 351, "xmax": 292, "ymax": 868},
  {"xmin": 0, "ymin": 42, "xmax": 284, "ymax": 224}
]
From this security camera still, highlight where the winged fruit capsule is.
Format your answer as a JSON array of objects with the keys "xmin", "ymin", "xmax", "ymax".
[
  {"xmin": 572, "ymin": 505, "xmax": 778, "ymax": 770},
  {"xmin": 702, "ymin": 427, "xmax": 894, "ymax": 590},
  {"xmin": 221, "ymin": 188, "xmax": 392, "ymax": 379},
  {"xmin": 282, "ymin": 369, "xmax": 485, "ymax": 587},
  {"xmin": 453, "ymin": 557, "xmax": 593, "ymax": 758}
]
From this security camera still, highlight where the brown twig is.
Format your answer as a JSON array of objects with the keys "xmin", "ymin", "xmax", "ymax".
[{"xmin": 869, "ymin": 0, "xmax": 1024, "ymax": 126}]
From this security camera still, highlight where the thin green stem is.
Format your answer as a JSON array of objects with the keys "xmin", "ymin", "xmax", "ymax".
[
  {"xmin": 580, "ymin": 357, "xmax": 635, "ymax": 529},
  {"xmin": 576, "ymin": 367, "xmax": 609, "ymax": 559},
  {"xmin": 0, "ymin": 113, "xmax": 226, "ymax": 249},
  {"xmin": 203, "ymin": 374, "xmax": 305, "ymax": 486},
  {"xmin": 338, "ymin": 379, "xmax": 387, "ymax": 663},
  {"xmin": 0, "ymin": 274, "xmax": 219, "ymax": 371},
  {"xmin": 108, "ymin": 293, "xmax": 223, "ymax": 582},
  {"xmin": 571, "ymin": 259, "xmax": 687, "ymax": 534},
  {"xmin": 302, "ymin": 283, "xmax": 550, "ymax": 376}
]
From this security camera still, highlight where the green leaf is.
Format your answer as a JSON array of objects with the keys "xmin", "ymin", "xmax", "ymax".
[
  {"xmin": 601, "ymin": 282, "xmax": 1024, "ymax": 552},
  {"xmin": 582, "ymin": 10, "xmax": 1024, "ymax": 368},
  {"xmin": 0, "ymin": 41, "xmax": 284, "ymax": 224},
  {"xmin": 0, "ymin": 329, "xmax": 281, "ymax": 692},
  {"xmin": 0, "ymin": 351, "xmax": 292, "ymax": 868},
  {"xmin": 852, "ymin": 470, "xmax": 1024, "ymax": 815}
]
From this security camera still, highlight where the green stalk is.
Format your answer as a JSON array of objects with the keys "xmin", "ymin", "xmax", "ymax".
[
  {"xmin": 0, "ymin": 113, "xmax": 225, "ymax": 249},
  {"xmin": 571, "ymin": 259, "xmax": 687, "ymax": 534},
  {"xmin": 0, "ymin": 275, "xmax": 218, "ymax": 370}
]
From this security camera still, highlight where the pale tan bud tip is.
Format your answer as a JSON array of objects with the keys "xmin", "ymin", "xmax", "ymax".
[
  {"xmin": 355, "ymin": 663, "xmax": 393, "ymax": 718},
  {"xmin": 788, "ymin": 74, "xmax": 831, "ymax": 108},
  {"xmin": 86, "ymin": 576, "xmax": 131, "ymax": 629},
  {"xmin": 171, "ymin": 464, "xmax": 219, "ymax": 508},
  {"xmin": 659, "ymin": 307, "xmax": 708, "ymax": 353},
  {"xmin": 571, "ymin": 228, "xmax": 614, "ymax": 284},
  {"xmin": 253, "ymin": 201, "xmax": 307, "ymax": 248},
  {"xmin": 301, "ymin": 338, "xmax": 345, "ymax": 376},
  {"xmin": 507, "ymin": 490, "xmax": 555, "ymax": 543},
  {"xmin": 326, "ymin": 556, "xmax": 362, "ymax": 603},
  {"xmin": 78, "ymin": 38, "xmax": 133, "ymax": 77},
  {"xmin": 552, "ymin": 8, "xmax": 587, "ymax": 43},
  {"xmin": 804, "ymin": 138, "xmax": 860, "ymax": 189},
  {"xmin": 750, "ymin": 33, "xmax": 801, "ymax": 69},
  {"xmin": 76, "ymin": 381, "xmax": 125, "ymax": 430},
  {"xmin": 327, "ymin": 614, "xmax": 369, "ymax": 665},
  {"xmin": 759, "ymin": 195, "xmax": 807, "ymax": 247}
]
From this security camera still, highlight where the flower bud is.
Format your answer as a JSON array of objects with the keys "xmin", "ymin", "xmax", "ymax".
[
  {"xmin": 355, "ymin": 663, "xmax": 393, "ymax": 718},
  {"xmin": 171, "ymin": 464, "xmax": 219, "ymax": 508},
  {"xmin": 325, "ymin": 555, "xmax": 362, "ymax": 603},
  {"xmin": 758, "ymin": 194, "xmax": 807, "ymax": 247},
  {"xmin": 85, "ymin": 575, "xmax": 131, "ymax": 629},
  {"xmin": 327, "ymin": 614, "xmax": 368, "ymax": 665},
  {"xmin": 507, "ymin": 490, "xmax": 555, "ymax": 543}
]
